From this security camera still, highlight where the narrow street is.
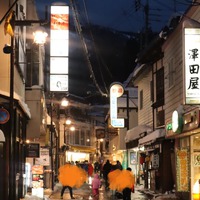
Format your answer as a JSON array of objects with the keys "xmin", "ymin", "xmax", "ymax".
[
  {"xmin": 47, "ymin": 182, "xmax": 149, "ymax": 200},
  {"xmin": 23, "ymin": 176, "xmax": 180, "ymax": 200}
]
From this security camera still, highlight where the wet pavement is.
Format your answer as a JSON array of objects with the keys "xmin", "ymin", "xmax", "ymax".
[{"xmin": 47, "ymin": 182, "xmax": 149, "ymax": 200}]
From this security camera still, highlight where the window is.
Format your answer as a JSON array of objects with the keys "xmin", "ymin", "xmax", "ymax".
[
  {"xmin": 86, "ymin": 130, "xmax": 91, "ymax": 146},
  {"xmin": 154, "ymin": 67, "xmax": 165, "ymax": 128},
  {"xmin": 150, "ymin": 81, "xmax": 153, "ymax": 102},
  {"xmin": 80, "ymin": 130, "xmax": 85, "ymax": 145},
  {"xmin": 75, "ymin": 129, "xmax": 79, "ymax": 144},
  {"xmin": 156, "ymin": 67, "xmax": 164, "ymax": 103},
  {"xmin": 140, "ymin": 90, "xmax": 143, "ymax": 110},
  {"xmin": 168, "ymin": 58, "xmax": 175, "ymax": 88},
  {"xmin": 156, "ymin": 108, "xmax": 165, "ymax": 127}
]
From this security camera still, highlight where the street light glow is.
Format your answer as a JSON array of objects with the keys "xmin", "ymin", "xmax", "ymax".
[
  {"xmin": 61, "ymin": 97, "xmax": 69, "ymax": 107},
  {"xmin": 33, "ymin": 30, "xmax": 48, "ymax": 45},
  {"xmin": 70, "ymin": 126, "xmax": 75, "ymax": 131},
  {"xmin": 65, "ymin": 119, "xmax": 71, "ymax": 125}
]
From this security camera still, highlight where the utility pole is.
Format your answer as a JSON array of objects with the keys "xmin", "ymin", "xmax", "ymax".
[
  {"xmin": 144, "ymin": 0, "xmax": 149, "ymax": 47},
  {"xmin": 134, "ymin": 0, "xmax": 149, "ymax": 48}
]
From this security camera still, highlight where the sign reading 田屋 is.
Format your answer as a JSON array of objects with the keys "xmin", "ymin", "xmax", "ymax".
[{"xmin": 184, "ymin": 28, "xmax": 200, "ymax": 104}]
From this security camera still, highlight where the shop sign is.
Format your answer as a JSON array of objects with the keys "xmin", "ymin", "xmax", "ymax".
[
  {"xmin": 152, "ymin": 154, "xmax": 159, "ymax": 169},
  {"xmin": 50, "ymin": 5, "xmax": 69, "ymax": 92},
  {"xmin": 176, "ymin": 148, "xmax": 189, "ymax": 192},
  {"xmin": 172, "ymin": 110, "xmax": 183, "ymax": 133},
  {"xmin": 145, "ymin": 144, "xmax": 159, "ymax": 151},
  {"xmin": 110, "ymin": 82, "xmax": 125, "ymax": 128},
  {"xmin": 96, "ymin": 128, "xmax": 105, "ymax": 139},
  {"xmin": 184, "ymin": 28, "xmax": 200, "ymax": 104},
  {"xmin": 35, "ymin": 148, "xmax": 50, "ymax": 166},
  {"xmin": 194, "ymin": 153, "xmax": 200, "ymax": 166},
  {"xmin": 183, "ymin": 108, "xmax": 200, "ymax": 132},
  {"xmin": 32, "ymin": 165, "xmax": 44, "ymax": 198},
  {"xmin": 130, "ymin": 152, "xmax": 137, "ymax": 165},
  {"xmin": 26, "ymin": 143, "xmax": 40, "ymax": 158},
  {"xmin": 165, "ymin": 121, "xmax": 175, "ymax": 137}
]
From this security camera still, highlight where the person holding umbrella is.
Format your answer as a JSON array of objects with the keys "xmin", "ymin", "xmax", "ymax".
[
  {"xmin": 60, "ymin": 185, "xmax": 75, "ymax": 199},
  {"xmin": 108, "ymin": 167, "xmax": 135, "ymax": 200},
  {"xmin": 58, "ymin": 163, "xmax": 87, "ymax": 199},
  {"xmin": 122, "ymin": 167, "xmax": 135, "ymax": 200}
]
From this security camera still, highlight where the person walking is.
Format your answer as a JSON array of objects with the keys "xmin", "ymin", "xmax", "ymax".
[
  {"xmin": 103, "ymin": 159, "xmax": 112, "ymax": 189},
  {"xmin": 88, "ymin": 162, "xmax": 94, "ymax": 177},
  {"xmin": 92, "ymin": 173, "xmax": 101, "ymax": 197},
  {"xmin": 60, "ymin": 185, "xmax": 75, "ymax": 199},
  {"xmin": 116, "ymin": 160, "xmax": 123, "ymax": 170},
  {"xmin": 94, "ymin": 161, "xmax": 100, "ymax": 173},
  {"xmin": 122, "ymin": 167, "xmax": 135, "ymax": 200},
  {"xmin": 58, "ymin": 163, "xmax": 87, "ymax": 199}
]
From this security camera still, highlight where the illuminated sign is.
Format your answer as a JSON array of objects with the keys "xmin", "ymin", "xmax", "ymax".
[
  {"xmin": 172, "ymin": 110, "xmax": 183, "ymax": 133},
  {"xmin": 110, "ymin": 82, "xmax": 124, "ymax": 128},
  {"xmin": 182, "ymin": 108, "xmax": 200, "ymax": 132},
  {"xmin": 111, "ymin": 118, "xmax": 125, "ymax": 128},
  {"xmin": 35, "ymin": 148, "xmax": 50, "ymax": 166},
  {"xmin": 184, "ymin": 28, "xmax": 200, "ymax": 104},
  {"xmin": 50, "ymin": 5, "xmax": 69, "ymax": 92},
  {"xmin": 50, "ymin": 57, "xmax": 68, "ymax": 74},
  {"xmin": 50, "ymin": 74, "xmax": 68, "ymax": 92}
]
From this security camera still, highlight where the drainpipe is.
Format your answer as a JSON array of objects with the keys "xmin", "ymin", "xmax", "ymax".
[{"xmin": 126, "ymin": 90, "xmax": 129, "ymax": 169}]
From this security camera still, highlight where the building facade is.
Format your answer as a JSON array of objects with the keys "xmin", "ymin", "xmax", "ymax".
[{"xmin": 163, "ymin": 2, "xmax": 200, "ymax": 200}]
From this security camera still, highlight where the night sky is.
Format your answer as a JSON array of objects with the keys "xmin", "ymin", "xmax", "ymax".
[
  {"xmin": 34, "ymin": 0, "xmax": 190, "ymax": 104},
  {"xmin": 35, "ymin": 0, "xmax": 189, "ymax": 32}
]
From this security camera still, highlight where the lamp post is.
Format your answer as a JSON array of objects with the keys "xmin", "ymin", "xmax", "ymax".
[
  {"xmin": 125, "ymin": 90, "xmax": 129, "ymax": 169},
  {"xmin": 49, "ymin": 96, "xmax": 70, "ymax": 189},
  {"xmin": 64, "ymin": 119, "xmax": 75, "ymax": 162}
]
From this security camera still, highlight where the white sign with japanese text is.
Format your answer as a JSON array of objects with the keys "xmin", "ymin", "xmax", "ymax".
[
  {"xmin": 184, "ymin": 28, "xmax": 200, "ymax": 104},
  {"xmin": 110, "ymin": 83, "xmax": 125, "ymax": 128}
]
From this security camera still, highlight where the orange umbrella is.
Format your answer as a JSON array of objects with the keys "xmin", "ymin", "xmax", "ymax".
[
  {"xmin": 108, "ymin": 169, "xmax": 135, "ymax": 192},
  {"xmin": 58, "ymin": 164, "xmax": 87, "ymax": 188},
  {"xmin": 108, "ymin": 169, "xmax": 121, "ymax": 190}
]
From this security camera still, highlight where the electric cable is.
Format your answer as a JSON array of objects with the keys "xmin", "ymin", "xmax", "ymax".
[{"xmin": 70, "ymin": 0, "xmax": 108, "ymax": 98}]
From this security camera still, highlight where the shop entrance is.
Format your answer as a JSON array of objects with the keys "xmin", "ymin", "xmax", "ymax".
[
  {"xmin": 192, "ymin": 134, "xmax": 200, "ymax": 200},
  {"xmin": 0, "ymin": 142, "xmax": 5, "ymax": 199}
]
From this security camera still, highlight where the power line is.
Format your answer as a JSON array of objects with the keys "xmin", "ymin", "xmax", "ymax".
[
  {"xmin": 70, "ymin": 0, "xmax": 108, "ymax": 97},
  {"xmin": 82, "ymin": 0, "xmax": 110, "ymax": 94}
]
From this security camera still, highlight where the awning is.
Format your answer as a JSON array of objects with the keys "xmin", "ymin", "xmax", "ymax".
[
  {"xmin": 0, "ymin": 129, "xmax": 5, "ymax": 142},
  {"xmin": 139, "ymin": 129, "xmax": 165, "ymax": 145},
  {"xmin": 0, "ymin": 90, "xmax": 31, "ymax": 119},
  {"xmin": 70, "ymin": 145, "xmax": 96, "ymax": 153},
  {"xmin": 125, "ymin": 125, "xmax": 152, "ymax": 143}
]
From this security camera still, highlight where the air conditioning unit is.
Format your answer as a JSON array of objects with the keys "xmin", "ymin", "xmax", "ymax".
[{"xmin": 182, "ymin": 108, "xmax": 200, "ymax": 132}]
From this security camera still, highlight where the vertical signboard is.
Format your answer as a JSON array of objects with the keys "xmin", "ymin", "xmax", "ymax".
[
  {"xmin": 32, "ymin": 165, "xmax": 44, "ymax": 198},
  {"xmin": 110, "ymin": 82, "xmax": 125, "ymax": 128},
  {"xmin": 50, "ymin": 5, "xmax": 69, "ymax": 92},
  {"xmin": 176, "ymin": 148, "xmax": 189, "ymax": 192},
  {"xmin": 184, "ymin": 28, "xmax": 200, "ymax": 104}
]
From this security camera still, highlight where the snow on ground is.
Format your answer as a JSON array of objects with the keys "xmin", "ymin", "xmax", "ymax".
[{"xmin": 135, "ymin": 184, "xmax": 178, "ymax": 199}]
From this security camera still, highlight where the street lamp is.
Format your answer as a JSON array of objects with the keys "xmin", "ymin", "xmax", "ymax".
[
  {"xmin": 61, "ymin": 97, "xmax": 69, "ymax": 107},
  {"xmin": 65, "ymin": 118, "xmax": 72, "ymax": 125},
  {"xmin": 64, "ymin": 119, "xmax": 75, "ymax": 144},
  {"xmin": 49, "ymin": 95, "xmax": 71, "ymax": 190},
  {"xmin": 33, "ymin": 28, "xmax": 48, "ymax": 45},
  {"xmin": 64, "ymin": 122, "xmax": 75, "ymax": 162}
]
